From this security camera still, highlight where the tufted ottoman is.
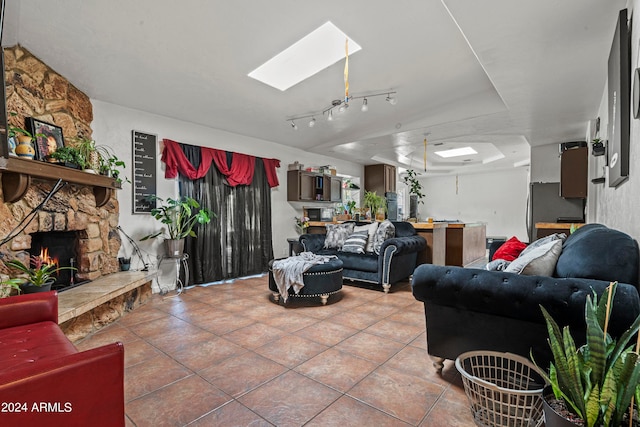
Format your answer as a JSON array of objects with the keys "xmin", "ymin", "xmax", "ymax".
[{"xmin": 268, "ymin": 257, "xmax": 343, "ymax": 305}]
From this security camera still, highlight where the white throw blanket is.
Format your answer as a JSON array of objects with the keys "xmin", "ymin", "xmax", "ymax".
[{"xmin": 272, "ymin": 252, "xmax": 336, "ymax": 303}]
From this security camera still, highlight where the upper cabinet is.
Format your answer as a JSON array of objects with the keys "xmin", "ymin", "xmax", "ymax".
[
  {"xmin": 287, "ymin": 170, "xmax": 341, "ymax": 202},
  {"xmin": 364, "ymin": 164, "xmax": 396, "ymax": 194},
  {"xmin": 560, "ymin": 146, "xmax": 587, "ymax": 198}
]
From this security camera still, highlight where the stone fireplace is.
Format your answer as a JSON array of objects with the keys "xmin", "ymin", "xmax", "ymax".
[{"xmin": 0, "ymin": 179, "xmax": 121, "ymax": 284}]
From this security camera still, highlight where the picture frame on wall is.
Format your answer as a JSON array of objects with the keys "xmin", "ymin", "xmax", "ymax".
[
  {"xmin": 26, "ymin": 117, "xmax": 65, "ymax": 162},
  {"xmin": 607, "ymin": 8, "xmax": 630, "ymax": 188}
]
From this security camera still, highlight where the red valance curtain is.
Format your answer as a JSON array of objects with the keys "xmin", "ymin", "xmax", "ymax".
[{"xmin": 161, "ymin": 138, "xmax": 280, "ymax": 187}]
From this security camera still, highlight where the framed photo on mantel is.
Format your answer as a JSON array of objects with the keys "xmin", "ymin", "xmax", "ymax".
[
  {"xmin": 26, "ymin": 117, "xmax": 65, "ymax": 162},
  {"xmin": 132, "ymin": 130, "xmax": 157, "ymax": 214}
]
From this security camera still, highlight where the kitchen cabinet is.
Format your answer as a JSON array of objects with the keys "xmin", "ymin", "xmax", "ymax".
[
  {"xmin": 364, "ymin": 164, "xmax": 396, "ymax": 194},
  {"xmin": 287, "ymin": 170, "xmax": 341, "ymax": 202},
  {"xmin": 560, "ymin": 146, "xmax": 587, "ymax": 198}
]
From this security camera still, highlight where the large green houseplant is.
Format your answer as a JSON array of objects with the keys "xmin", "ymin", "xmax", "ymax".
[
  {"xmin": 140, "ymin": 196, "xmax": 215, "ymax": 257},
  {"xmin": 536, "ymin": 282, "xmax": 640, "ymax": 427}
]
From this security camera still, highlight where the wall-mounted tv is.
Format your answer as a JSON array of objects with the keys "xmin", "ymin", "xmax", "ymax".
[{"xmin": 607, "ymin": 8, "xmax": 631, "ymax": 188}]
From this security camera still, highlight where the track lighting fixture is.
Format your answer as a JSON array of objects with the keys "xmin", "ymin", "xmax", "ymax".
[
  {"xmin": 385, "ymin": 93, "xmax": 397, "ymax": 105},
  {"xmin": 286, "ymin": 91, "xmax": 396, "ymax": 130}
]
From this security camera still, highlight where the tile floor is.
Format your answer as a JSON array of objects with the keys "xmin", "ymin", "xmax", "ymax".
[{"xmin": 77, "ymin": 277, "xmax": 476, "ymax": 426}]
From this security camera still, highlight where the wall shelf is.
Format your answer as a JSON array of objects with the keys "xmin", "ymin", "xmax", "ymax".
[{"xmin": 0, "ymin": 156, "xmax": 121, "ymax": 207}]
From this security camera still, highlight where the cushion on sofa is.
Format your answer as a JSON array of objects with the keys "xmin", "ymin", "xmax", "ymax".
[
  {"xmin": 519, "ymin": 233, "xmax": 566, "ymax": 258},
  {"xmin": 505, "ymin": 239, "xmax": 563, "ymax": 276},
  {"xmin": 492, "ymin": 236, "xmax": 527, "ymax": 261},
  {"xmin": 324, "ymin": 223, "xmax": 355, "ymax": 249},
  {"xmin": 338, "ymin": 251, "xmax": 379, "ymax": 272},
  {"xmin": 373, "ymin": 220, "xmax": 395, "ymax": 254},
  {"xmin": 555, "ymin": 224, "xmax": 640, "ymax": 285},
  {"xmin": 341, "ymin": 232, "xmax": 369, "ymax": 254},
  {"xmin": 354, "ymin": 223, "xmax": 379, "ymax": 253}
]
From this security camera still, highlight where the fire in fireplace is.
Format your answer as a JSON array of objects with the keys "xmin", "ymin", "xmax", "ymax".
[{"xmin": 29, "ymin": 231, "xmax": 88, "ymax": 291}]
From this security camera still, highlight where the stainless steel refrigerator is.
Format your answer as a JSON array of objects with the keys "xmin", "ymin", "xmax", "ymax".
[{"xmin": 527, "ymin": 182, "xmax": 584, "ymax": 241}]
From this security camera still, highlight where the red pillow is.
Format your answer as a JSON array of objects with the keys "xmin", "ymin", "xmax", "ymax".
[{"xmin": 492, "ymin": 236, "xmax": 527, "ymax": 261}]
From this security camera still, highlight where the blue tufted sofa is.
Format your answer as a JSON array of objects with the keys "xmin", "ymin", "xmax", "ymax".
[
  {"xmin": 299, "ymin": 221, "xmax": 426, "ymax": 293},
  {"xmin": 412, "ymin": 223, "xmax": 640, "ymax": 373}
]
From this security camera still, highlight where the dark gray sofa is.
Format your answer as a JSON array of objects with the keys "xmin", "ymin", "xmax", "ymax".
[
  {"xmin": 299, "ymin": 221, "xmax": 426, "ymax": 292},
  {"xmin": 412, "ymin": 223, "xmax": 640, "ymax": 373}
]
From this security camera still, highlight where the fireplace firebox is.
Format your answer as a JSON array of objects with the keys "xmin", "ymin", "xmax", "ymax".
[{"xmin": 29, "ymin": 231, "xmax": 89, "ymax": 292}]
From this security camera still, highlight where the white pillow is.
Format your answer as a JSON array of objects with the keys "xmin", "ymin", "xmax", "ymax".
[
  {"xmin": 354, "ymin": 222, "xmax": 379, "ymax": 253},
  {"xmin": 505, "ymin": 239, "xmax": 563, "ymax": 276}
]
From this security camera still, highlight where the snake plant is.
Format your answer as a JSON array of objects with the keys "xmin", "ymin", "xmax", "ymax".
[{"xmin": 536, "ymin": 282, "xmax": 640, "ymax": 427}]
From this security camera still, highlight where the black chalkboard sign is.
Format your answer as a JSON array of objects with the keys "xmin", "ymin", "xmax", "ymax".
[{"xmin": 132, "ymin": 130, "xmax": 157, "ymax": 214}]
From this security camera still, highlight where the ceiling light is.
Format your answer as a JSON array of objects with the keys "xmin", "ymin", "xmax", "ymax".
[
  {"xmin": 386, "ymin": 94, "xmax": 397, "ymax": 105},
  {"xmin": 287, "ymin": 91, "xmax": 396, "ymax": 128},
  {"xmin": 290, "ymin": 121, "xmax": 298, "ymax": 130},
  {"xmin": 434, "ymin": 147, "xmax": 478, "ymax": 158},
  {"xmin": 247, "ymin": 21, "xmax": 362, "ymax": 91}
]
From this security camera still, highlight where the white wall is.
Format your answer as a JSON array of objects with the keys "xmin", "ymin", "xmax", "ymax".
[
  {"xmin": 90, "ymin": 100, "xmax": 364, "ymax": 267},
  {"xmin": 419, "ymin": 167, "xmax": 530, "ymax": 240},
  {"xmin": 590, "ymin": 0, "xmax": 640, "ymax": 240}
]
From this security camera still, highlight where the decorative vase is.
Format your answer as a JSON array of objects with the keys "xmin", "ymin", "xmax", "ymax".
[
  {"xmin": 14, "ymin": 136, "xmax": 35, "ymax": 159},
  {"xmin": 375, "ymin": 207, "xmax": 386, "ymax": 221},
  {"xmin": 164, "ymin": 239, "xmax": 185, "ymax": 258},
  {"xmin": 409, "ymin": 195, "xmax": 418, "ymax": 219},
  {"xmin": 19, "ymin": 281, "xmax": 53, "ymax": 294}
]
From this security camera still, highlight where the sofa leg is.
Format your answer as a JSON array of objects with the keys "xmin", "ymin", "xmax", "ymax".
[
  {"xmin": 382, "ymin": 283, "xmax": 391, "ymax": 293},
  {"xmin": 430, "ymin": 355, "xmax": 445, "ymax": 374},
  {"xmin": 272, "ymin": 292, "xmax": 280, "ymax": 303},
  {"xmin": 320, "ymin": 294, "xmax": 328, "ymax": 305}
]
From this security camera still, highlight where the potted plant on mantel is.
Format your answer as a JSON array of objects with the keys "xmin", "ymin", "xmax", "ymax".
[
  {"xmin": 535, "ymin": 282, "xmax": 640, "ymax": 427},
  {"xmin": 140, "ymin": 196, "xmax": 215, "ymax": 257},
  {"xmin": 402, "ymin": 169, "xmax": 425, "ymax": 220},
  {"xmin": 5, "ymin": 255, "xmax": 77, "ymax": 294}
]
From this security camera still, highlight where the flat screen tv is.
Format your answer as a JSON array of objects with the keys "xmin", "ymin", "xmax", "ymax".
[{"xmin": 607, "ymin": 8, "xmax": 631, "ymax": 188}]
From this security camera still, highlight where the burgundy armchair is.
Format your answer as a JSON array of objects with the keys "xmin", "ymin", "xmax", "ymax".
[{"xmin": 0, "ymin": 291, "xmax": 124, "ymax": 427}]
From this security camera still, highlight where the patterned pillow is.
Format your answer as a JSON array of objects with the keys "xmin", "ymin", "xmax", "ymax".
[
  {"xmin": 341, "ymin": 232, "xmax": 369, "ymax": 254},
  {"xmin": 324, "ymin": 223, "xmax": 355, "ymax": 249},
  {"xmin": 373, "ymin": 220, "xmax": 395, "ymax": 255},
  {"xmin": 354, "ymin": 222, "xmax": 379, "ymax": 253}
]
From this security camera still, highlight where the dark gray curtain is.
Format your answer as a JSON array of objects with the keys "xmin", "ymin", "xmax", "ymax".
[{"xmin": 178, "ymin": 144, "xmax": 273, "ymax": 284}]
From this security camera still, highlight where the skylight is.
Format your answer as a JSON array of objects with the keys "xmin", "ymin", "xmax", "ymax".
[
  {"xmin": 248, "ymin": 21, "xmax": 362, "ymax": 91},
  {"xmin": 434, "ymin": 147, "xmax": 478, "ymax": 158}
]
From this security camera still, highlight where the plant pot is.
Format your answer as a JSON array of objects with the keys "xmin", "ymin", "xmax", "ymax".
[
  {"xmin": 409, "ymin": 195, "xmax": 418, "ymax": 219},
  {"xmin": 19, "ymin": 281, "xmax": 53, "ymax": 294},
  {"xmin": 592, "ymin": 142, "xmax": 605, "ymax": 156},
  {"xmin": 542, "ymin": 386, "xmax": 582, "ymax": 427},
  {"xmin": 164, "ymin": 239, "xmax": 185, "ymax": 258},
  {"xmin": 375, "ymin": 208, "xmax": 386, "ymax": 221}
]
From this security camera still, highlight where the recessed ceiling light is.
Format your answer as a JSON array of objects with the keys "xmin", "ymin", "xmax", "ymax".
[
  {"xmin": 434, "ymin": 147, "xmax": 478, "ymax": 158},
  {"xmin": 248, "ymin": 21, "xmax": 362, "ymax": 91}
]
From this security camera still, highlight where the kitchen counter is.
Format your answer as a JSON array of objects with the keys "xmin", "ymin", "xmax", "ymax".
[{"xmin": 535, "ymin": 222, "xmax": 585, "ymax": 239}]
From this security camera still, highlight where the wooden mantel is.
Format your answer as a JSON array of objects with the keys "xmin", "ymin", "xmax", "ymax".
[{"xmin": 0, "ymin": 156, "xmax": 121, "ymax": 207}]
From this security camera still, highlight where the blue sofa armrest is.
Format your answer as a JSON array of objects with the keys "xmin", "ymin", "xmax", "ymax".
[
  {"xmin": 379, "ymin": 234, "xmax": 426, "ymax": 256},
  {"xmin": 411, "ymin": 264, "xmax": 640, "ymax": 338},
  {"xmin": 299, "ymin": 233, "xmax": 326, "ymax": 253}
]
